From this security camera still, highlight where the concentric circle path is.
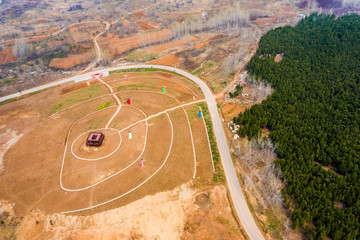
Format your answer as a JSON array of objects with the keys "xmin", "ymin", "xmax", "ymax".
[{"xmin": 0, "ymin": 65, "xmax": 264, "ymax": 240}]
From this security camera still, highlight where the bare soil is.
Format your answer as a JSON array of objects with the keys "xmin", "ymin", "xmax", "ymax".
[
  {"xmin": 49, "ymin": 52, "xmax": 94, "ymax": 69},
  {"xmin": 146, "ymin": 37, "xmax": 196, "ymax": 53},
  {"xmin": 149, "ymin": 54, "xmax": 181, "ymax": 66},
  {"xmin": 0, "ymin": 47, "xmax": 16, "ymax": 65},
  {"xmin": 99, "ymin": 29, "xmax": 173, "ymax": 58},
  {"xmin": 11, "ymin": 184, "xmax": 243, "ymax": 240},
  {"xmin": 222, "ymin": 102, "xmax": 247, "ymax": 122},
  {"xmin": 0, "ymin": 71, "xmax": 212, "ymax": 219},
  {"xmin": 137, "ymin": 19, "xmax": 158, "ymax": 31}
]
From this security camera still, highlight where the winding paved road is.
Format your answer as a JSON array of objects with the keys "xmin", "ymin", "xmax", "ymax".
[{"xmin": 0, "ymin": 64, "xmax": 264, "ymax": 240}]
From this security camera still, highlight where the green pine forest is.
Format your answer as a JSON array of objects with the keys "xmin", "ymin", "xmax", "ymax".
[{"xmin": 235, "ymin": 14, "xmax": 360, "ymax": 239}]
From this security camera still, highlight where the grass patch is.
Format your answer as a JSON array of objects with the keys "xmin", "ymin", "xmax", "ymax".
[
  {"xmin": 109, "ymin": 68, "xmax": 197, "ymax": 90},
  {"xmin": 216, "ymin": 216, "xmax": 241, "ymax": 236},
  {"xmin": 51, "ymin": 85, "xmax": 105, "ymax": 113},
  {"xmin": 197, "ymin": 102, "xmax": 225, "ymax": 183},
  {"xmin": 0, "ymin": 76, "xmax": 16, "ymax": 86},
  {"xmin": 116, "ymin": 83, "xmax": 158, "ymax": 92},
  {"xmin": 192, "ymin": 67, "xmax": 204, "ymax": 75},
  {"xmin": 263, "ymin": 209, "xmax": 286, "ymax": 239},
  {"xmin": 126, "ymin": 51, "xmax": 157, "ymax": 62},
  {"xmin": 192, "ymin": 61, "xmax": 215, "ymax": 76},
  {"xmin": 110, "ymin": 68, "xmax": 166, "ymax": 74},
  {"xmin": 97, "ymin": 101, "xmax": 112, "ymax": 110}
]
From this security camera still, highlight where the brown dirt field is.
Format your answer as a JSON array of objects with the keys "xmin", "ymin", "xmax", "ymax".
[
  {"xmin": 5, "ymin": 40, "xmax": 15, "ymax": 46},
  {"xmin": 157, "ymin": 79, "xmax": 195, "ymax": 101},
  {"xmin": 110, "ymin": 78, "xmax": 194, "ymax": 104},
  {"xmin": 64, "ymin": 113, "xmax": 173, "ymax": 214},
  {"xmin": 69, "ymin": 23, "xmax": 103, "ymax": 33},
  {"xmin": 70, "ymin": 32, "xmax": 93, "ymax": 43},
  {"xmin": 66, "ymin": 107, "xmax": 115, "ymax": 138},
  {"xmin": 133, "ymin": 9, "xmax": 145, "ymax": 17},
  {"xmin": 0, "ymin": 76, "xmax": 208, "ymax": 217},
  {"xmin": 47, "ymin": 39, "xmax": 71, "ymax": 48},
  {"xmin": 195, "ymin": 41, "xmax": 210, "ymax": 50},
  {"xmin": 49, "ymin": 52, "xmax": 93, "ymax": 69},
  {"xmin": 149, "ymin": 54, "xmax": 180, "ymax": 66},
  {"xmin": 185, "ymin": 105, "xmax": 213, "ymax": 184},
  {"xmin": 60, "ymin": 80, "xmax": 99, "ymax": 95},
  {"xmin": 222, "ymin": 102, "xmax": 246, "ymax": 122},
  {"xmin": 182, "ymin": 186, "xmax": 244, "ymax": 240},
  {"xmin": 0, "ymin": 86, "xmax": 66, "ymax": 137},
  {"xmin": 0, "ymin": 47, "xmax": 16, "ymax": 65},
  {"xmin": 137, "ymin": 20, "xmax": 156, "ymax": 31},
  {"xmin": 254, "ymin": 16, "xmax": 277, "ymax": 26},
  {"xmin": 0, "ymin": 100, "xmax": 174, "ymax": 215},
  {"xmin": 27, "ymin": 35, "xmax": 51, "ymax": 43},
  {"xmin": 63, "ymin": 123, "xmax": 147, "ymax": 189},
  {"xmin": 71, "ymin": 127, "xmax": 121, "ymax": 160},
  {"xmin": 14, "ymin": 184, "xmax": 243, "ymax": 240},
  {"xmin": 0, "ymin": 71, "xmax": 212, "ymax": 221},
  {"xmin": 108, "ymin": 105, "xmax": 146, "ymax": 130},
  {"xmin": 51, "ymin": 84, "xmax": 109, "ymax": 114},
  {"xmin": 121, "ymin": 20, "xmax": 129, "ymax": 27},
  {"xmin": 146, "ymin": 37, "xmax": 196, "ymax": 53},
  {"xmin": 98, "ymin": 29, "xmax": 173, "ymax": 57},
  {"xmin": 116, "ymin": 92, "xmax": 179, "ymax": 116},
  {"xmin": 105, "ymin": 72, "xmax": 203, "ymax": 102},
  {"xmin": 27, "ymin": 28, "xmax": 58, "ymax": 37}
]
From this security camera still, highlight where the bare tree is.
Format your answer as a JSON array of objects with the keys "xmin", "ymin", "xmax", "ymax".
[
  {"xmin": 170, "ymin": 4, "xmax": 249, "ymax": 38},
  {"xmin": 342, "ymin": 0, "xmax": 360, "ymax": 7},
  {"xmin": 307, "ymin": 0, "xmax": 319, "ymax": 14},
  {"xmin": 13, "ymin": 39, "xmax": 28, "ymax": 61}
]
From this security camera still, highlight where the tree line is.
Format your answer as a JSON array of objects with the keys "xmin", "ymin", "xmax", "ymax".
[{"xmin": 234, "ymin": 14, "xmax": 360, "ymax": 239}]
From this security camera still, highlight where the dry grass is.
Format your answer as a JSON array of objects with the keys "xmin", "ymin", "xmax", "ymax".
[
  {"xmin": 146, "ymin": 37, "xmax": 196, "ymax": 53},
  {"xmin": 0, "ymin": 47, "xmax": 16, "ymax": 65},
  {"xmin": 99, "ymin": 29, "xmax": 173, "ymax": 57},
  {"xmin": 149, "ymin": 54, "xmax": 181, "ymax": 66},
  {"xmin": 49, "ymin": 52, "xmax": 93, "ymax": 69}
]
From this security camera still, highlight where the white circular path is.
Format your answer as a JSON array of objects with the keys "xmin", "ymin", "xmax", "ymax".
[
  {"xmin": 59, "ymin": 89, "xmax": 201, "ymax": 213},
  {"xmin": 0, "ymin": 65, "xmax": 265, "ymax": 240}
]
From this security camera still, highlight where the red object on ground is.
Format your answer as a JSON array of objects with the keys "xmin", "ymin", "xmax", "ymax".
[
  {"xmin": 91, "ymin": 73, "xmax": 103, "ymax": 78},
  {"xmin": 127, "ymin": 98, "xmax": 131, "ymax": 104},
  {"xmin": 86, "ymin": 132, "xmax": 105, "ymax": 146}
]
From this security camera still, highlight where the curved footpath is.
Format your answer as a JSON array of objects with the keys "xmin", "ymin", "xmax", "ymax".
[{"xmin": 0, "ymin": 64, "xmax": 264, "ymax": 240}]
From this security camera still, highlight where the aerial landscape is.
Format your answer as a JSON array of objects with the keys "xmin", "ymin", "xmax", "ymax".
[{"xmin": 0, "ymin": 0, "xmax": 359, "ymax": 239}]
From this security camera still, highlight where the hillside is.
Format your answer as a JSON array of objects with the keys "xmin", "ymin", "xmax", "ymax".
[{"xmin": 235, "ymin": 14, "xmax": 360, "ymax": 239}]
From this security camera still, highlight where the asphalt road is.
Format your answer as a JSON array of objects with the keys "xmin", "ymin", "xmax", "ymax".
[{"xmin": 0, "ymin": 64, "xmax": 264, "ymax": 240}]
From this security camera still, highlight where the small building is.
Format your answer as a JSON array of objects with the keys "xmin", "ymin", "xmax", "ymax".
[{"xmin": 86, "ymin": 132, "xmax": 105, "ymax": 147}]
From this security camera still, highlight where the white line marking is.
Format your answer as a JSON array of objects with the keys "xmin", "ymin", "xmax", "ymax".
[
  {"xmin": 199, "ymin": 106, "xmax": 215, "ymax": 172},
  {"xmin": 60, "ymin": 100, "xmax": 202, "ymax": 193},
  {"xmin": 93, "ymin": 76, "xmax": 122, "ymax": 129},
  {"xmin": 49, "ymin": 94, "xmax": 112, "ymax": 118},
  {"xmin": 182, "ymin": 108, "xmax": 196, "ymax": 179},
  {"xmin": 50, "ymin": 90, "xmax": 184, "ymax": 119},
  {"xmin": 118, "ymin": 100, "xmax": 206, "ymax": 133},
  {"xmin": 61, "ymin": 106, "xmax": 148, "ymax": 192},
  {"xmin": 61, "ymin": 112, "xmax": 174, "ymax": 214},
  {"xmin": 70, "ymin": 128, "xmax": 122, "ymax": 161},
  {"xmin": 106, "ymin": 75, "xmax": 199, "ymax": 98}
]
